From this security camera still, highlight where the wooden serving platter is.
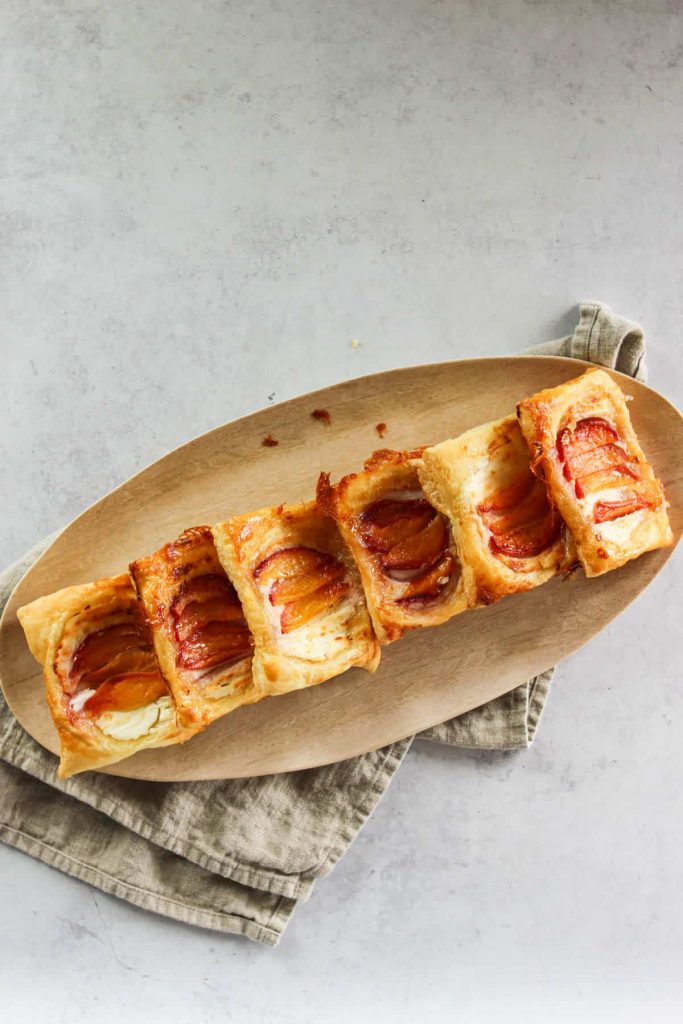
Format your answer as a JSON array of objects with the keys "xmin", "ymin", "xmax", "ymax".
[{"xmin": 1, "ymin": 357, "xmax": 681, "ymax": 781}]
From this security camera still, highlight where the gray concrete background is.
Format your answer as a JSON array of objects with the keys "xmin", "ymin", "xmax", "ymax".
[{"xmin": 1, "ymin": 1, "xmax": 681, "ymax": 1021}]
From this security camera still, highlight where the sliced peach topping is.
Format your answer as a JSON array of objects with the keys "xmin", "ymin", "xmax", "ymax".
[
  {"xmin": 557, "ymin": 418, "xmax": 633, "ymax": 495},
  {"xmin": 84, "ymin": 673, "xmax": 167, "ymax": 716},
  {"xmin": 171, "ymin": 573, "xmax": 252, "ymax": 671},
  {"xmin": 556, "ymin": 417, "xmax": 619, "ymax": 460},
  {"xmin": 357, "ymin": 493, "xmax": 455, "ymax": 600},
  {"xmin": 70, "ymin": 623, "xmax": 148, "ymax": 688},
  {"xmin": 177, "ymin": 622, "xmax": 253, "ymax": 671},
  {"xmin": 477, "ymin": 473, "xmax": 535, "ymax": 514},
  {"xmin": 358, "ymin": 498, "xmax": 434, "ymax": 553},
  {"xmin": 172, "ymin": 574, "xmax": 237, "ymax": 617},
  {"xmin": 486, "ymin": 481, "xmax": 550, "ymax": 536},
  {"xmin": 279, "ymin": 578, "xmax": 349, "ymax": 633},
  {"xmin": 562, "ymin": 441, "xmax": 635, "ymax": 481},
  {"xmin": 351, "ymin": 472, "xmax": 459, "ymax": 610},
  {"xmin": 72, "ymin": 647, "xmax": 158, "ymax": 691},
  {"xmin": 270, "ymin": 560, "xmax": 345, "ymax": 605},
  {"xmin": 174, "ymin": 596, "xmax": 246, "ymax": 643},
  {"xmin": 593, "ymin": 496, "xmax": 650, "ymax": 523},
  {"xmin": 489, "ymin": 510, "xmax": 561, "ymax": 558},
  {"xmin": 69, "ymin": 620, "xmax": 167, "ymax": 718},
  {"xmin": 396, "ymin": 552, "xmax": 457, "ymax": 605},
  {"xmin": 557, "ymin": 416, "xmax": 650, "ymax": 522},
  {"xmin": 381, "ymin": 514, "xmax": 448, "ymax": 571},
  {"xmin": 574, "ymin": 463, "xmax": 639, "ymax": 499},
  {"xmin": 254, "ymin": 546, "xmax": 350, "ymax": 634},
  {"xmin": 254, "ymin": 546, "xmax": 327, "ymax": 588},
  {"xmin": 478, "ymin": 471, "xmax": 560, "ymax": 559}
]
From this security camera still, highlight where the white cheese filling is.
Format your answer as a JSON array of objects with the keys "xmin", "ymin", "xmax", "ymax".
[
  {"xmin": 260, "ymin": 584, "xmax": 358, "ymax": 663},
  {"xmin": 96, "ymin": 695, "xmax": 174, "ymax": 741},
  {"xmin": 581, "ymin": 487, "xmax": 645, "ymax": 545}
]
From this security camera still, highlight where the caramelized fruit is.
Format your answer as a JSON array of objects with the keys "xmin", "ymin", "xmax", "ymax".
[
  {"xmin": 557, "ymin": 417, "xmax": 650, "ymax": 523},
  {"xmin": 478, "ymin": 473, "xmax": 560, "ymax": 558},
  {"xmin": 593, "ymin": 496, "xmax": 650, "ymax": 523},
  {"xmin": 254, "ymin": 547, "xmax": 350, "ymax": 633},
  {"xmin": 171, "ymin": 573, "xmax": 252, "ymax": 671},
  {"xmin": 70, "ymin": 621, "xmax": 167, "ymax": 717},
  {"xmin": 84, "ymin": 674, "xmax": 167, "ymax": 716},
  {"xmin": 359, "ymin": 494, "xmax": 456, "ymax": 602}
]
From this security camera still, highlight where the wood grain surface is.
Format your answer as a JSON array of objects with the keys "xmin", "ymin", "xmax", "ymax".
[{"xmin": 1, "ymin": 357, "xmax": 681, "ymax": 780}]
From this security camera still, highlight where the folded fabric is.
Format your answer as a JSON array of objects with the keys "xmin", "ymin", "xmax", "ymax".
[{"xmin": 0, "ymin": 301, "xmax": 646, "ymax": 945}]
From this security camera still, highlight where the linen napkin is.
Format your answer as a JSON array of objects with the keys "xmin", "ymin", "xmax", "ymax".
[{"xmin": 0, "ymin": 301, "xmax": 646, "ymax": 946}]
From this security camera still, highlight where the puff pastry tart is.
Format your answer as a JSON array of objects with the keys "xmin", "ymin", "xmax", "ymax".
[
  {"xmin": 130, "ymin": 526, "xmax": 259, "ymax": 728},
  {"xmin": 317, "ymin": 449, "xmax": 467, "ymax": 643},
  {"xmin": 17, "ymin": 574, "xmax": 191, "ymax": 778},
  {"xmin": 211, "ymin": 501, "xmax": 380, "ymax": 694},
  {"xmin": 416, "ymin": 418, "xmax": 576, "ymax": 606},
  {"xmin": 517, "ymin": 369, "xmax": 672, "ymax": 576}
]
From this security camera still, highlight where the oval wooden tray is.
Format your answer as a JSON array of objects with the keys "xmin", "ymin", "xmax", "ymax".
[{"xmin": 1, "ymin": 357, "xmax": 681, "ymax": 780}]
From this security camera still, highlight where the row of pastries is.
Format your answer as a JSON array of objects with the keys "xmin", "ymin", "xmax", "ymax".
[{"xmin": 17, "ymin": 369, "xmax": 672, "ymax": 778}]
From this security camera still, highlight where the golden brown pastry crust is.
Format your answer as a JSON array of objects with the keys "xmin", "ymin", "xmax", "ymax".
[
  {"xmin": 17, "ymin": 574, "xmax": 192, "ymax": 778},
  {"xmin": 130, "ymin": 527, "xmax": 260, "ymax": 728},
  {"xmin": 517, "ymin": 369, "xmax": 672, "ymax": 576},
  {"xmin": 416, "ymin": 417, "xmax": 576, "ymax": 606},
  {"xmin": 317, "ymin": 449, "xmax": 468, "ymax": 643},
  {"xmin": 211, "ymin": 501, "xmax": 380, "ymax": 695}
]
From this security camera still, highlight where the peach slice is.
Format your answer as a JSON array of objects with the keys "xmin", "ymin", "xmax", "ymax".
[
  {"xmin": 489, "ymin": 512, "xmax": 561, "ymax": 558},
  {"xmin": 280, "ymin": 578, "xmax": 349, "ymax": 633},
  {"xmin": 562, "ymin": 441, "xmax": 634, "ymax": 480},
  {"xmin": 477, "ymin": 472, "xmax": 536, "ymax": 514},
  {"xmin": 84, "ymin": 673, "xmax": 167, "ymax": 716},
  {"xmin": 485, "ymin": 481, "xmax": 550, "ymax": 536},
  {"xmin": 74, "ymin": 648, "xmax": 160, "ymax": 691},
  {"xmin": 478, "ymin": 471, "xmax": 562, "ymax": 561},
  {"xmin": 361, "ymin": 497, "xmax": 433, "ymax": 527},
  {"xmin": 381, "ymin": 514, "xmax": 449, "ymax": 571},
  {"xmin": 70, "ymin": 624, "xmax": 152, "ymax": 689},
  {"xmin": 556, "ymin": 417, "xmax": 648, "ymax": 512},
  {"xmin": 557, "ymin": 417, "xmax": 619, "ymax": 461},
  {"xmin": 170, "ymin": 573, "xmax": 249, "ymax": 670},
  {"xmin": 254, "ymin": 547, "xmax": 330, "ymax": 589},
  {"xmin": 397, "ymin": 553, "xmax": 456, "ymax": 604},
  {"xmin": 574, "ymin": 463, "xmax": 639, "ymax": 499},
  {"xmin": 173, "ymin": 596, "xmax": 247, "ymax": 643},
  {"xmin": 172, "ymin": 574, "xmax": 240, "ymax": 618},
  {"xmin": 254, "ymin": 545, "xmax": 350, "ymax": 634},
  {"xmin": 593, "ymin": 496, "xmax": 651, "ymax": 523},
  {"xmin": 169, "ymin": 574, "xmax": 251, "ymax": 670},
  {"xmin": 177, "ymin": 622, "xmax": 253, "ymax": 671},
  {"xmin": 358, "ymin": 501, "xmax": 435, "ymax": 554},
  {"xmin": 270, "ymin": 560, "xmax": 345, "ymax": 606}
]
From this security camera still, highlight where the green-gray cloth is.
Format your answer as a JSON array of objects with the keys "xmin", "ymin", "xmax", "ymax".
[{"xmin": 0, "ymin": 302, "xmax": 646, "ymax": 945}]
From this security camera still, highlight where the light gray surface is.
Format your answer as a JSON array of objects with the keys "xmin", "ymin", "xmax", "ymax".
[{"xmin": 2, "ymin": 1, "xmax": 682, "ymax": 1021}]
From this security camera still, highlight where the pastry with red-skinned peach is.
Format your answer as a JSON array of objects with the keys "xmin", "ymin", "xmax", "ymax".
[
  {"xmin": 317, "ymin": 449, "xmax": 467, "ymax": 643},
  {"xmin": 17, "ymin": 574, "xmax": 193, "ymax": 778},
  {"xmin": 415, "ymin": 417, "xmax": 576, "ymax": 607},
  {"xmin": 517, "ymin": 369, "xmax": 672, "ymax": 576},
  {"xmin": 211, "ymin": 502, "xmax": 380, "ymax": 694},
  {"xmin": 130, "ymin": 526, "xmax": 259, "ymax": 728}
]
